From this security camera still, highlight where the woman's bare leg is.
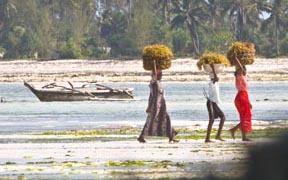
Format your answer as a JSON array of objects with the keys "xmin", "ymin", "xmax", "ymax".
[
  {"xmin": 137, "ymin": 136, "xmax": 146, "ymax": 143},
  {"xmin": 169, "ymin": 137, "xmax": 179, "ymax": 143},
  {"xmin": 216, "ymin": 116, "xmax": 226, "ymax": 141},
  {"xmin": 169, "ymin": 129, "xmax": 179, "ymax": 143},
  {"xmin": 205, "ymin": 118, "xmax": 214, "ymax": 143},
  {"xmin": 242, "ymin": 132, "xmax": 251, "ymax": 141},
  {"xmin": 229, "ymin": 123, "xmax": 240, "ymax": 139}
]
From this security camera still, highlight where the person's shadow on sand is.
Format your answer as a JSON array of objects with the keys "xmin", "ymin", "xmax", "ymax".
[
  {"xmin": 245, "ymin": 136, "xmax": 288, "ymax": 180},
  {"xmin": 199, "ymin": 136, "xmax": 288, "ymax": 180}
]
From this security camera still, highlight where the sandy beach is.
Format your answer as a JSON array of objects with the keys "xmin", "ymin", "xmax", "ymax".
[
  {"xmin": 0, "ymin": 120, "xmax": 288, "ymax": 180},
  {"xmin": 0, "ymin": 139, "xmax": 253, "ymax": 179},
  {"xmin": 0, "ymin": 58, "xmax": 287, "ymax": 82},
  {"xmin": 0, "ymin": 58, "xmax": 288, "ymax": 179}
]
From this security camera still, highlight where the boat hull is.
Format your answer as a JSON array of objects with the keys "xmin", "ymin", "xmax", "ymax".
[{"xmin": 24, "ymin": 82, "xmax": 133, "ymax": 101}]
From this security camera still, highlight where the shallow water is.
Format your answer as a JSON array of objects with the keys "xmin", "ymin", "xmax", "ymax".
[{"xmin": 0, "ymin": 82, "xmax": 287, "ymax": 133}]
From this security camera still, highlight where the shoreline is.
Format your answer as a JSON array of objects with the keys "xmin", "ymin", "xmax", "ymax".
[
  {"xmin": 0, "ymin": 120, "xmax": 287, "ymax": 140},
  {"xmin": 1, "ymin": 119, "xmax": 287, "ymax": 132},
  {"xmin": 1, "ymin": 119, "xmax": 287, "ymax": 134},
  {"xmin": 0, "ymin": 58, "xmax": 287, "ymax": 82}
]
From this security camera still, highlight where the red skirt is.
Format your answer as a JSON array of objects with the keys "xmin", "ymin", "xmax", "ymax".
[{"xmin": 234, "ymin": 91, "xmax": 252, "ymax": 133}]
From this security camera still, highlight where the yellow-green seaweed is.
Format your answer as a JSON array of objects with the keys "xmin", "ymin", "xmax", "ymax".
[
  {"xmin": 142, "ymin": 44, "xmax": 173, "ymax": 71},
  {"xmin": 197, "ymin": 52, "xmax": 230, "ymax": 70},
  {"xmin": 227, "ymin": 41, "xmax": 255, "ymax": 66}
]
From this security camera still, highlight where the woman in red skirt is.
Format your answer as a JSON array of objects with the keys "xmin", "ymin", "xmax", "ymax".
[{"xmin": 229, "ymin": 62, "xmax": 252, "ymax": 141}]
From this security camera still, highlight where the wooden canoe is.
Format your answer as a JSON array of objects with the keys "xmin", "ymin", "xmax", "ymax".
[{"xmin": 24, "ymin": 81, "xmax": 134, "ymax": 101}]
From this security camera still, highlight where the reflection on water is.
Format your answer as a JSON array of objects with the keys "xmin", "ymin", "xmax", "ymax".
[{"xmin": 0, "ymin": 82, "xmax": 287, "ymax": 133}]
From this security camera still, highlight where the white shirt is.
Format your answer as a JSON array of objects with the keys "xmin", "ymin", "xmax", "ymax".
[{"xmin": 208, "ymin": 81, "xmax": 221, "ymax": 104}]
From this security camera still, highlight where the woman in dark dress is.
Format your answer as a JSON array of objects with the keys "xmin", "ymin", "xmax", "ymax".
[{"xmin": 137, "ymin": 70, "xmax": 178, "ymax": 143}]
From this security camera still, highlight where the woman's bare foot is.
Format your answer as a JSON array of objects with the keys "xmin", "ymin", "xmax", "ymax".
[
  {"xmin": 229, "ymin": 129, "xmax": 235, "ymax": 139},
  {"xmin": 137, "ymin": 137, "xmax": 146, "ymax": 143},
  {"xmin": 215, "ymin": 137, "xmax": 225, "ymax": 141},
  {"xmin": 242, "ymin": 137, "xmax": 252, "ymax": 141},
  {"xmin": 169, "ymin": 139, "xmax": 179, "ymax": 143},
  {"xmin": 205, "ymin": 139, "xmax": 214, "ymax": 143}
]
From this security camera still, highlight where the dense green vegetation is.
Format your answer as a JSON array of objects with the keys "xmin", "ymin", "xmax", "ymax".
[{"xmin": 0, "ymin": 0, "xmax": 287, "ymax": 60}]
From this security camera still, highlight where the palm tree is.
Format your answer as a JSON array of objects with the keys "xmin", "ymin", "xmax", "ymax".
[
  {"xmin": 0, "ymin": 0, "xmax": 16, "ymax": 30},
  {"xmin": 204, "ymin": 0, "xmax": 221, "ymax": 29},
  {"xmin": 222, "ymin": 0, "xmax": 270, "ymax": 41},
  {"xmin": 155, "ymin": 0, "xmax": 172, "ymax": 24},
  {"xmin": 170, "ymin": 0, "xmax": 209, "ymax": 56},
  {"xmin": 261, "ymin": 0, "xmax": 288, "ymax": 55}
]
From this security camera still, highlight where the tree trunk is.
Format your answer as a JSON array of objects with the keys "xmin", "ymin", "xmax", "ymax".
[
  {"xmin": 187, "ymin": 19, "xmax": 200, "ymax": 56},
  {"xmin": 275, "ymin": 16, "xmax": 280, "ymax": 55}
]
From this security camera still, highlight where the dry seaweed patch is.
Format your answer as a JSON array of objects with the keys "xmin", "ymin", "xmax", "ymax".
[
  {"xmin": 4, "ymin": 162, "xmax": 16, "ymax": 165},
  {"xmin": 36, "ymin": 127, "xmax": 288, "ymax": 140},
  {"xmin": 1, "ymin": 161, "xmax": 98, "ymax": 178},
  {"xmin": 106, "ymin": 160, "xmax": 186, "ymax": 178},
  {"xmin": 106, "ymin": 160, "xmax": 149, "ymax": 167},
  {"xmin": 40, "ymin": 128, "xmax": 138, "ymax": 136}
]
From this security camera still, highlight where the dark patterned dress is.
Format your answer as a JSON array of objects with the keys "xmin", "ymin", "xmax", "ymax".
[{"xmin": 139, "ymin": 79, "xmax": 177, "ymax": 138}]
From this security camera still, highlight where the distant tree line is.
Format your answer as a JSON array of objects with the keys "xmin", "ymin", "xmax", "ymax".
[{"xmin": 0, "ymin": 0, "xmax": 287, "ymax": 60}]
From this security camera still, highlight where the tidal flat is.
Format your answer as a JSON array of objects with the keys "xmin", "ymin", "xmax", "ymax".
[{"xmin": 0, "ymin": 125, "xmax": 287, "ymax": 180}]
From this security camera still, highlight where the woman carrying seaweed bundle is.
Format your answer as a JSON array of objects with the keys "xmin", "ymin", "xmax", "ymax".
[
  {"xmin": 204, "ymin": 65, "xmax": 226, "ymax": 143},
  {"xmin": 197, "ymin": 53, "xmax": 229, "ymax": 143},
  {"xmin": 137, "ymin": 69, "xmax": 178, "ymax": 143},
  {"xmin": 229, "ymin": 60, "xmax": 252, "ymax": 141},
  {"xmin": 227, "ymin": 42, "xmax": 254, "ymax": 141},
  {"xmin": 138, "ymin": 44, "xmax": 178, "ymax": 143}
]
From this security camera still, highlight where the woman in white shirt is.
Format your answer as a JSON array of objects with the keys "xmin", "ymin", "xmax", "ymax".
[{"xmin": 205, "ymin": 65, "xmax": 226, "ymax": 143}]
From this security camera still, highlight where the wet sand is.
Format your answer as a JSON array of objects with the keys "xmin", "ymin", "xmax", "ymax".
[
  {"xmin": 0, "ymin": 139, "xmax": 251, "ymax": 179},
  {"xmin": 0, "ymin": 120, "xmax": 287, "ymax": 179}
]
